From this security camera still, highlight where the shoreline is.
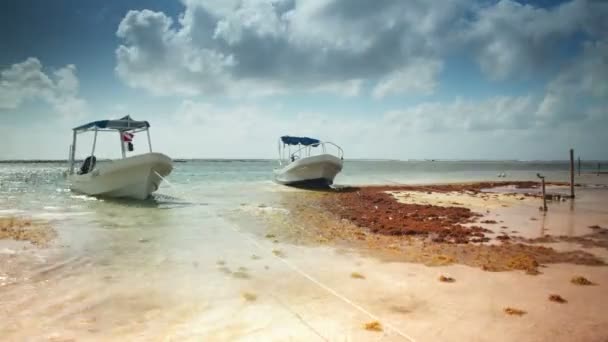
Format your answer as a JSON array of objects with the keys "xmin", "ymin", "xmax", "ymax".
[{"xmin": 257, "ymin": 181, "xmax": 608, "ymax": 274}]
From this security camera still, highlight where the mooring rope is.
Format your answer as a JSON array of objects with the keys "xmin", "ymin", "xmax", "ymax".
[
  {"xmin": 154, "ymin": 172, "xmax": 416, "ymax": 341},
  {"xmin": 224, "ymin": 220, "xmax": 417, "ymax": 342}
]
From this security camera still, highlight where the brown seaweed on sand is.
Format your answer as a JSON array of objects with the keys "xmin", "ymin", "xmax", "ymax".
[
  {"xmin": 549, "ymin": 294, "xmax": 567, "ymax": 303},
  {"xmin": 0, "ymin": 216, "xmax": 56, "ymax": 246},
  {"xmin": 438, "ymin": 275, "xmax": 455, "ymax": 283},
  {"xmin": 571, "ymin": 276, "xmax": 594, "ymax": 286},
  {"xmin": 504, "ymin": 307, "xmax": 526, "ymax": 316},
  {"xmin": 363, "ymin": 321, "xmax": 383, "ymax": 332},
  {"xmin": 241, "ymin": 292, "xmax": 257, "ymax": 301},
  {"xmin": 272, "ymin": 249, "xmax": 285, "ymax": 258},
  {"xmin": 350, "ymin": 272, "xmax": 365, "ymax": 279}
]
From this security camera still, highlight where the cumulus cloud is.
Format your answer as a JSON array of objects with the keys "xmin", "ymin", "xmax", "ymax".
[
  {"xmin": 537, "ymin": 38, "xmax": 608, "ymax": 124},
  {"xmin": 372, "ymin": 59, "xmax": 443, "ymax": 99},
  {"xmin": 463, "ymin": 0, "xmax": 607, "ymax": 80},
  {"xmin": 0, "ymin": 57, "xmax": 88, "ymax": 117},
  {"xmin": 384, "ymin": 96, "xmax": 537, "ymax": 132},
  {"xmin": 115, "ymin": 0, "xmax": 607, "ymax": 98},
  {"xmin": 115, "ymin": 0, "xmax": 469, "ymax": 97}
]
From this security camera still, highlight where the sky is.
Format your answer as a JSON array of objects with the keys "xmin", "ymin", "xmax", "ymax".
[{"xmin": 0, "ymin": 0, "xmax": 607, "ymax": 160}]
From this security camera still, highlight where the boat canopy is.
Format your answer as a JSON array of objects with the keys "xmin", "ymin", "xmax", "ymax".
[
  {"xmin": 280, "ymin": 136, "xmax": 320, "ymax": 146},
  {"xmin": 73, "ymin": 115, "xmax": 150, "ymax": 132}
]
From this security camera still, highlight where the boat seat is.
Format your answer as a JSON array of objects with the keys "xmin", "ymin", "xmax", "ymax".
[{"xmin": 78, "ymin": 156, "xmax": 97, "ymax": 175}]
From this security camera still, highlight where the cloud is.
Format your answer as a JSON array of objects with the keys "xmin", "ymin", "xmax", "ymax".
[
  {"xmin": 372, "ymin": 58, "xmax": 443, "ymax": 99},
  {"xmin": 0, "ymin": 57, "xmax": 88, "ymax": 117},
  {"xmin": 115, "ymin": 0, "xmax": 467, "ymax": 97},
  {"xmin": 384, "ymin": 96, "xmax": 537, "ymax": 132},
  {"xmin": 537, "ymin": 38, "xmax": 608, "ymax": 125},
  {"xmin": 463, "ymin": 0, "xmax": 607, "ymax": 80},
  {"xmin": 115, "ymin": 0, "xmax": 608, "ymax": 98},
  {"xmin": 138, "ymin": 97, "xmax": 606, "ymax": 161}
]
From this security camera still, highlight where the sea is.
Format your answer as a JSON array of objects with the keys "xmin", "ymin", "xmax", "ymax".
[{"xmin": 0, "ymin": 159, "xmax": 604, "ymax": 340}]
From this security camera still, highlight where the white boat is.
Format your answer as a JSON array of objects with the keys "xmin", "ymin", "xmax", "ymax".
[
  {"xmin": 66, "ymin": 116, "xmax": 173, "ymax": 200},
  {"xmin": 273, "ymin": 136, "xmax": 344, "ymax": 187}
]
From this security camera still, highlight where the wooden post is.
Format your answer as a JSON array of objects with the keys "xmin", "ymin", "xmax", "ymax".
[
  {"xmin": 599, "ymin": 163, "xmax": 602, "ymax": 176},
  {"xmin": 578, "ymin": 157, "xmax": 581, "ymax": 176},
  {"xmin": 541, "ymin": 177, "xmax": 547, "ymax": 211},
  {"xmin": 569, "ymin": 149, "xmax": 575, "ymax": 198},
  {"xmin": 537, "ymin": 173, "xmax": 547, "ymax": 212}
]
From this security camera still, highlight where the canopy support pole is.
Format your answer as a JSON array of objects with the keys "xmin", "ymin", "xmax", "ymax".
[
  {"xmin": 147, "ymin": 129, "xmax": 153, "ymax": 152},
  {"xmin": 91, "ymin": 128, "xmax": 98, "ymax": 158},
  {"xmin": 120, "ymin": 131, "xmax": 126, "ymax": 159},
  {"xmin": 69, "ymin": 130, "xmax": 77, "ymax": 174}
]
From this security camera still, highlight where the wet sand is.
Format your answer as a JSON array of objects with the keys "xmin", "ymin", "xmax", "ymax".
[{"xmin": 2, "ymin": 180, "xmax": 608, "ymax": 341}]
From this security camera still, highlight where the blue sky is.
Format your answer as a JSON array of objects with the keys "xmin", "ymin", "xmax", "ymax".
[{"xmin": 1, "ymin": 0, "xmax": 606, "ymax": 160}]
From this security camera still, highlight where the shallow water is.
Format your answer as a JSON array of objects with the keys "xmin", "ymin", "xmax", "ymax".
[{"xmin": 1, "ymin": 160, "xmax": 608, "ymax": 341}]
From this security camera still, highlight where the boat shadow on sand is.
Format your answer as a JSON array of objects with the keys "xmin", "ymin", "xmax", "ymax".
[
  {"xmin": 99, "ymin": 193, "xmax": 208, "ymax": 209},
  {"xmin": 287, "ymin": 184, "xmax": 361, "ymax": 193}
]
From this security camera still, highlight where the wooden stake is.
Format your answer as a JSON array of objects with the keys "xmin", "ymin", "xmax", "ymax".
[
  {"xmin": 537, "ymin": 173, "xmax": 547, "ymax": 212},
  {"xmin": 569, "ymin": 149, "xmax": 575, "ymax": 198}
]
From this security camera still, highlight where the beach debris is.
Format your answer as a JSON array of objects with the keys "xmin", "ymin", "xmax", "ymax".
[
  {"xmin": 218, "ymin": 266, "xmax": 232, "ymax": 275},
  {"xmin": 272, "ymin": 249, "xmax": 285, "ymax": 258},
  {"xmin": 251, "ymin": 254, "xmax": 261, "ymax": 260},
  {"xmin": 506, "ymin": 254, "xmax": 539, "ymax": 275},
  {"xmin": 588, "ymin": 225, "xmax": 603, "ymax": 230},
  {"xmin": 571, "ymin": 276, "xmax": 594, "ymax": 286},
  {"xmin": 504, "ymin": 307, "xmax": 526, "ymax": 316},
  {"xmin": 232, "ymin": 270, "xmax": 250, "ymax": 279},
  {"xmin": 363, "ymin": 321, "xmax": 383, "ymax": 332},
  {"xmin": 430, "ymin": 254, "xmax": 455, "ymax": 265},
  {"xmin": 265, "ymin": 233, "xmax": 276, "ymax": 239},
  {"xmin": 350, "ymin": 272, "xmax": 365, "ymax": 279},
  {"xmin": 241, "ymin": 292, "xmax": 257, "ymax": 301},
  {"xmin": 438, "ymin": 275, "xmax": 455, "ymax": 283},
  {"xmin": 496, "ymin": 234, "xmax": 510, "ymax": 241},
  {"xmin": 138, "ymin": 238, "xmax": 150, "ymax": 243},
  {"xmin": 530, "ymin": 217, "xmax": 538, "ymax": 221},
  {"xmin": 0, "ymin": 216, "xmax": 56, "ymax": 246},
  {"xmin": 481, "ymin": 220, "xmax": 497, "ymax": 224},
  {"xmin": 549, "ymin": 294, "xmax": 567, "ymax": 303}
]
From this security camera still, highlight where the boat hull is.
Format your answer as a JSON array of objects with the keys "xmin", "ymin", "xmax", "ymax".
[
  {"xmin": 274, "ymin": 154, "xmax": 343, "ymax": 187},
  {"xmin": 68, "ymin": 153, "xmax": 173, "ymax": 200}
]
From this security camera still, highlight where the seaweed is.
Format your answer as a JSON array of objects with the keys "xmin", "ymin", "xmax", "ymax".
[
  {"xmin": 350, "ymin": 272, "xmax": 365, "ymax": 279},
  {"xmin": 438, "ymin": 275, "xmax": 455, "ymax": 283},
  {"xmin": 549, "ymin": 294, "xmax": 567, "ymax": 303},
  {"xmin": 504, "ymin": 307, "xmax": 526, "ymax": 316},
  {"xmin": 571, "ymin": 276, "xmax": 594, "ymax": 286},
  {"xmin": 363, "ymin": 321, "xmax": 383, "ymax": 332},
  {"xmin": 242, "ymin": 292, "xmax": 257, "ymax": 301}
]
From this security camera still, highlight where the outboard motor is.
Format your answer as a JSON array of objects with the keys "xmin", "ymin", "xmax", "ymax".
[{"xmin": 78, "ymin": 156, "xmax": 97, "ymax": 175}]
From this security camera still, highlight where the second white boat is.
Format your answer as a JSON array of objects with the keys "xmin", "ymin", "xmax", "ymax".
[{"xmin": 273, "ymin": 136, "xmax": 344, "ymax": 187}]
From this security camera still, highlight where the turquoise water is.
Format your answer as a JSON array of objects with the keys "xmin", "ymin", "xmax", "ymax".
[
  {"xmin": 0, "ymin": 159, "xmax": 595, "ymax": 217},
  {"xmin": 0, "ymin": 159, "xmax": 588, "ymax": 214}
]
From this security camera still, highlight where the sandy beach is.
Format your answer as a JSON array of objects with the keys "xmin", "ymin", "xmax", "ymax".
[{"xmin": 2, "ymin": 174, "xmax": 608, "ymax": 341}]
